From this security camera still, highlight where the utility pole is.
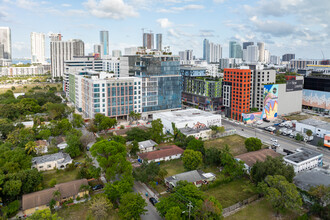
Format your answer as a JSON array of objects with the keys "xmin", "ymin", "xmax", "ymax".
[{"xmin": 187, "ymin": 202, "xmax": 193, "ymax": 220}]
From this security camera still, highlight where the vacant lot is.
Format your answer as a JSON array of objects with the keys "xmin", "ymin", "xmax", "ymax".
[
  {"xmin": 159, "ymin": 159, "xmax": 185, "ymax": 177},
  {"xmin": 0, "ymin": 82, "xmax": 62, "ymax": 94},
  {"xmin": 226, "ymin": 199, "xmax": 303, "ymax": 220},
  {"xmin": 57, "ymin": 199, "xmax": 120, "ymax": 220},
  {"xmin": 204, "ymin": 135, "xmax": 247, "ymax": 156},
  {"xmin": 42, "ymin": 168, "xmax": 79, "ymax": 188},
  {"xmin": 203, "ymin": 178, "xmax": 257, "ymax": 208}
]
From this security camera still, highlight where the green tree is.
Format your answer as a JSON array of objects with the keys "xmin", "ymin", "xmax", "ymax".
[
  {"xmin": 27, "ymin": 209, "xmax": 62, "ymax": 220},
  {"xmin": 5, "ymin": 200, "xmax": 20, "ymax": 218},
  {"xmin": 133, "ymin": 161, "xmax": 160, "ymax": 183},
  {"xmin": 150, "ymin": 119, "xmax": 164, "ymax": 144},
  {"xmin": 309, "ymin": 185, "xmax": 330, "ymax": 207},
  {"xmin": 129, "ymin": 141, "xmax": 140, "ymax": 155},
  {"xmin": 89, "ymin": 194, "xmax": 113, "ymax": 220},
  {"xmin": 72, "ymin": 113, "xmax": 84, "ymax": 128},
  {"xmin": 90, "ymin": 140, "xmax": 132, "ymax": 181},
  {"xmin": 65, "ymin": 129, "xmax": 83, "ymax": 157},
  {"xmin": 259, "ymin": 175, "xmax": 302, "ymax": 216},
  {"xmin": 126, "ymin": 128, "xmax": 150, "ymax": 142},
  {"xmin": 94, "ymin": 113, "xmax": 117, "ymax": 131},
  {"xmin": 109, "ymin": 135, "xmax": 126, "ymax": 145},
  {"xmin": 220, "ymin": 147, "xmax": 245, "ymax": 178},
  {"xmin": 165, "ymin": 206, "xmax": 182, "ymax": 220},
  {"xmin": 198, "ymin": 196, "xmax": 223, "ymax": 220},
  {"xmin": 182, "ymin": 150, "xmax": 203, "ymax": 170},
  {"xmin": 3, "ymin": 180, "xmax": 22, "ymax": 198},
  {"xmin": 6, "ymin": 128, "xmax": 35, "ymax": 148},
  {"xmin": 251, "ymin": 156, "xmax": 295, "ymax": 184},
  {"xmin": 187, "ymin": 139, "xmax": 205, "ymax": 155},
  {"xmin": 38, "ymin": 129, "xmax": 52, "ymax": 140},
  {"xmin": 53, "ymin": 190, "xmax": 61, "ymax": 203},
  {"xmin": 295, "ymin": 133, "xmax": 304, "ymax": 141},
  {"xmin": 45, "ymin": 103, "xmax": 68, "ymax": 120},
  {"xmin": 129, "ymin": 111, "xmax": 141, "ymax": 122},
  {"xmin": 244, "ymin": 137, "xmax": 262, "ymax": 152},
  {"xmin": 51, "ymin": 118, "xmax": 72, "ymax": 136},
  {"xmin": 204, "ymin": 147, "xmax": 221, "ymax": 166},
  {"xmin": 49, "ymin": 178, "xmax": 57, "ymax": 187},
  {"xmin": 306, "ymin": 129, "xmax": 313, "ymax": 137},
  {"xmin": 104, "ymin": 175, "xmax": 134, "ymax": 202},
  {"xmin": 25, "ymin": 141, "xmax": 37, "ymax": 155},
  {"xmin": 119, "ymin": 192, "xmax": 147, "ymax": 220},
  {"xmin": 0, "ymin": 119, "xmax": 15, "ymax": 139}
]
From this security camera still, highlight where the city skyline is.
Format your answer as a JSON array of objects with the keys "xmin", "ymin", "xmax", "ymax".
[{"xmin": 1, "ymin": 0, "xmax": 330, "ymax": 59}]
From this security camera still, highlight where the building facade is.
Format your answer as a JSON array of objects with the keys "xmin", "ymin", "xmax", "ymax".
[
  {"xmin": 0, "ymin": 27, "xmax": 11, "ymax": 60},
  {"xmin": 100, "ymin": 30, "xmax": 109, "ymax": 56},
  {"xmin": 156, "ymin": 33, "xmax": 162, "ymax": 51},
  {"xmin": 282, "ymin": 53, "xmax": 295, "ymax": 62},
  {"xmin": 203, "ymin": 39, "xmax": 222, "ymax": 63},
  {"xmin": 50, "ymin": 37, "xmax": 85, "ymax": 78},
  {"xmin": 181, "ymin": 66, "xmax": 222, "ymax": 111},
  {"xmin": 246, "ymin": 45, "xmax": 259, "ymax": 63},
  {"xmin": 68, "ymin": 71, "xmax": 142, "ymax": 119},
  {"xmin": 0, "ymin": 65, "xmax": 45, "ymax": 77},
  {"xmin": 257, "ymin": 42, "xmax": 265, "ymax": 63},
  {"xmin": 229, "ymin": 41, "xmax": 243, "ymax": 59},
  {"xmin": 223, "ymin": 68, "xmax": 251, "ymax": 121},
  {"xmin": 284, "ymin": 148, "xmax": 323, "ymax": 173},
  {"xmin": 143, "ymin": 33, "xmax": 154, "ymax": 49},
  {"xmin": 31, "ymin": 32, "xmax": 46, "ymax": 64}
]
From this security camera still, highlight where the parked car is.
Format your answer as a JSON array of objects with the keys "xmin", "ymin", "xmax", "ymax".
[
  {"xmin": 272, "ymin": 142, "xmax": 280, "ymax": 148},
  {"xmin": 92, "ymin": 184, "xmax": 104, "ymax": 191},
  {"xmin": 290, "ymin": 131, "xmax": 299, "ymax": 138},
  {"xmin": 268, "ymin": 126, "xmax": 276, "ymax": 132},
  {"xmin": 149, "ymin": 197, "xmax": 158, "ymax": 206},
  {"xmin": 279, "ymin": 128, "xmax": 287, "ymax": 134},
  {"xmin": 283, "ymin": 129, "xmax": 293, "ymax": 136},
  {"xmin": 270, "ymin": 138, "xmax": 278, "ymax": 143}
]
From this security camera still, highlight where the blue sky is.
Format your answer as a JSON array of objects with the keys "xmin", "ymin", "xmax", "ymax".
[{"xmin": 1, "ymin": 0, "xmax": 330, "ymax": 59}]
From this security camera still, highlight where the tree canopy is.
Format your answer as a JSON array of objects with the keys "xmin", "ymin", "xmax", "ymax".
[
  {"xmin": 244, "ymin": 137, "xmax": 262, "ymax": 152},
  {"xmin": 182, "ymin": 149, "xmax": 203, "ymax": 171},
  {"xmin": 119, "ymin": 192, "xmax": 147, "ymax": 220}
]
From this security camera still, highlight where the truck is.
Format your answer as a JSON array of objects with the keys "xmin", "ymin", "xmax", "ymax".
[
  {"xmin": 279, "ymin": 128, "xmax": 287, "ymax": 134},
  {"xmin": 302, "ymin": 133, "xmax": 314, "ymax": 142}
]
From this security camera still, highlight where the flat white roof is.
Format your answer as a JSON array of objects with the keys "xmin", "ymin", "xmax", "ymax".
[{"xmin": 154, "ymin": 109, "xmax": 219, "ymax": 124}]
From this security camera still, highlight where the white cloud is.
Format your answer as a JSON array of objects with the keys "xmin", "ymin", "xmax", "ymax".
[
  {"xmin": 61, "ymin": 4, "xmax": 71, "ymax": 7},
  {"xmin": 156, "ymin": 18, "xmax": 173, "ymax": 28},
  {"xmin": 213, "ymin": 0, "xmax": 226, "ymax": 3},
  {"xmin": 16, "ymin": 0, "xmax": 39, "ymax": 10},
  {"xmin": 249, "ymin": 16, "xmax": 295, "ymax": 37},
  {"xmin": 84, "ymin": 0, "xmax": 139, "ymax": 19},
  {"xmin": 158, "ymin": 4, "xmax": 204, "ymax": 13}
]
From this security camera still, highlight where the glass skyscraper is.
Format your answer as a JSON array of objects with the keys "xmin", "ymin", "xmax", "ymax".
[{"xmin": 100, "ymin": 30, "xmax": 109, "ymax": 56}]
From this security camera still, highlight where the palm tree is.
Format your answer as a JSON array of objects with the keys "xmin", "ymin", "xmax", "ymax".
[
  {"xmin": 25, "ymin": 141, "xmax": 37, "ymax": 155},
  {"xmin": 53, "ymin": 190, "xmax": 61, "ymax": 204}
]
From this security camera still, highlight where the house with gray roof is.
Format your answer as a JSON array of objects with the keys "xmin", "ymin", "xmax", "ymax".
[
  {"xmin": 31, "ymin": 152, "xmax": 72, "ymax": 171},
  {"xmin": 138, "ymin": 140, "xmax": 157, "ymax": 153},
  {"xmin": 165, "ymin": 170, "xmax": 216, "ymax": 188}
]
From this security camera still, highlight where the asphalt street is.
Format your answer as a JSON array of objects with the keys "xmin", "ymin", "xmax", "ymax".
[{"xmin": 222, "ymin": 120, "xmax": 330, "ymax": 164}]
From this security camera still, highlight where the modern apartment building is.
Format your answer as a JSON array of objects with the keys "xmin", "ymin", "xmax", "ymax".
[
  {"xmin": 129, "ymin": 55, "xmax": 181, "ymax": 116},
  {"xmin": 31, "ymin": 32, "xmax": 46, "ymax": 64},
  {"xmin": 100, "ymin": 30, "xmax": 109, "ymax": 56},
  {"xmin": 289, "ymin": 59, "xmax": 320, "ymax": 70},
  {"xmin": 68, "ymin": 71, "xmax": 142, "ymax": 119},
  {"xmin": 246, "ymin": 45, "xmax": 259, "ymax": 63},
  {"xmin": 0, "ymin": 66, "xmax": 45, "ymax": 77},
  {"xmin": 203, "ymin": 39, "xmax": 222, "ymax": 63},
  {"xmin": 50, "ymin": 36, "xmax": 85, "ymax": 78},
  {"xmin": 0, "ymin": 27, "xmax": 11, "ymax": 60},
  {"xmin": 257, "ymin": 42, "xmax": 265, "ymax": 63},
  {"xmin": 282, "ymin": 53, "xmax": 295, "ymax": 62},
  {"xmin": 229, "ymin": 41, "xmax": 243, "ymax": 59},
  {"xmin": 143, "ymin": 33, "xmax": 154, "ymax": 49},
  {"xmin": 156, "ymin": 33, "xmax": 162, "ymax": 51},
  {"xmin": 112, "ymin": 50, "xmax": 122, "ymax": 57},
  {"xmin": 181, "ymin": 66, "xmax": 222, "ymax": 111},
  {"xmin": 223, "ymin": 68, "xmax": 251, "ymax": 121},
  {"xmin": 250, "ymin": 69, "xmax": 276, "ymax": 111},
  {"xmin": 179, "ymin": 50, "xmax": 193, "ymax": 64}
]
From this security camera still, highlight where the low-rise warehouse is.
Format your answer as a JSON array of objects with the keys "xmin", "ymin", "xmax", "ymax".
[
  {"xmin": 295, "ymin": 118, "xmax": 330, "ymax": 138},
  {"xmin": 283, "ymin": 148, "xmax": 323, "ymax": 173}
]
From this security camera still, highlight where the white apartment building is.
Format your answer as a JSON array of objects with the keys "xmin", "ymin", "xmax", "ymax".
[
  {"xmin": 270, "ymin": 55, "xmax": 280, "ymax": 65},
  {"xmin": 112, "ymin": 50, "xmax": 122, "ymax": 57},
  {"xmin": 257, "ymin": 42, "xmax": 265, "ymax": 63},
  {"xmin": 68, "ymin": 71, "xmax": 142, "ymax": 119},
  {"xmin": 0, "ymin": 27, "xmax": 11, "ymax": 60},
  {"xmin": 246, "ymin": 45, "xmax": 259, "ymax": 63},
  {"xmin": 284, "ymin": 148, "xmax": 323, "ymax": 173},
  {"xmin": 50, "ymin": 36, "xmax": 84, "ymax": 78},
  {"xmin": 250, "ymin": 68, "xmax": 276, "ymax": 111},
  {"xmin": 31, "ymin": 32, "xmax": 46, "ymax": 64},
  {"xmin": 0, "ymin": 65, "xmax": 45, "ymax": 77}
]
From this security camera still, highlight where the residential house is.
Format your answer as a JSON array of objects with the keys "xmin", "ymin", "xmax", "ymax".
[
  {"xmin": 35, "ymin": 140, "xmax": 48, "ymax": 154},
  {"xmin": 138, "ymin": 140, "xmax": 157, "ymax": 153},
  {"xmin": 22, "ymin": 179, "xmax": 89, "ymax": 216},
  {"xmin": 56, "ymin": 136, "xmax": 68, "ymax": 150},
  {"xmin": 235, "ymin": 149, "xmax": 280, "ymax": 173},
  {"xmin": 138, "ymin": 145, "xmax": 184, "ymax": 163},
  {"xmin": 165, "ymin": 170, "xmax": 216, "ymax": 188},
  {"xmin": 31, "ymin": 152, "xmax": 72, "ymax": 171}
]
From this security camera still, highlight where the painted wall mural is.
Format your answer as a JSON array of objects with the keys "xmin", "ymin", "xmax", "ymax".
[
  {"xmin": 262, "ymin": 84, "xmax": 278, "ymax": 120},
  {"xmin": 242, "ymin": 112, "xmax": 262, "ymax": 124},
  {"xmin": 302, "ymin": 89, "xmax": 330, "ymax": 110}
]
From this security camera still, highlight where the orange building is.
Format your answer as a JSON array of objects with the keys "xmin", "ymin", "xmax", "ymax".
[{"xmin": 223, "ymin": 68, "xmax": 251, "ymax": 121}]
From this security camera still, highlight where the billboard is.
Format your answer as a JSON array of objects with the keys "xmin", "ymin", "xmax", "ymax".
[
  {"xmin": 286, "ymin": 80, "xmax": 303, "ymax": 92},
  {"xmin": 302, "ymin": 89, "xmax": 330, "ymax": 110}
]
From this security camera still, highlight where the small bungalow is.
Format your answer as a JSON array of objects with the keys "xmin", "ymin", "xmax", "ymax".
[
  {"xmin": 56, "ymin": 136, "xmax": 68, "ymax": 150},
  {"xmin": 31, "ymin": 152, "xmax": 72, "ymax": 171},
  {"xmin": 22, "ymin": 179, "xmax": 89, "ymax": 216},
  {"xmin": 138, "ymin": 140, "xmax": 157, "ymax": 153},
  {"xmin": 138, "ymin": 145, "xmax": 184, "ymax": 163},
  {"xmin": 35, "ymin": 140, "xmax": 48, "ymax": 154},
  {"xmin": 235, "ymin": 149, "xmax": 280, "ymax": 173},
  {"xmin": 165, "ymin": 170, "xmax": 216, "ymax": 188}
]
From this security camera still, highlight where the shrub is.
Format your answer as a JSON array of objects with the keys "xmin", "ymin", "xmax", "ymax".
[
  {"xmin": 120, "ymin": 125, "xmax": 125, "ymax": 129},
  {"xmin": 49, "ymin": 178, "xmax": 57, "ymax": 187}
]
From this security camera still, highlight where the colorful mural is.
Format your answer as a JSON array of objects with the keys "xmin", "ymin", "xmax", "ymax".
[
  {"xmin": 192, "ymin": 122, "xmax": 207, "ymax": 129},
  {"xmin": 242, "ymin": 112, "xmax": 263, "ymax": 124},
  {"xmin": 262, "ymin": 85, "xmax": 278, "ymax": 120},
  {"xmin": 302, "ymin": 89, "xmax": 330, "ymax": 110}
]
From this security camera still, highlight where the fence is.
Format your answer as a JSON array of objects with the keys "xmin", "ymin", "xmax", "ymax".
[
  {"xmin": 222, "ymin": 194, "xmax": 261, "ymax": 217},
  {"xmin": 213, "ymin": 128, "xmax": 237, "ymax": 139}
]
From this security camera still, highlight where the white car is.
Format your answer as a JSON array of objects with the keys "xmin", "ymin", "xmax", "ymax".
[
  {"xmin": 272, "ymin": 143, "xmax": 280, "ymax": 147},
  {"xmin": 270, "ymin": 138, "xmax": 278, "ymax": 143}
]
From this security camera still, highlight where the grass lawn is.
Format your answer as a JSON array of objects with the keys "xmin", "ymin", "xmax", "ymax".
[
  {"xmin": 284, "ymin": 114, "xmax": 310, "ymax": 122},
  {"xmin": 159, "ymin": 159, "xmax": 185, "ymax": 177},
  {"xmin": 203, "ymin": 178, "xmax": 257, "ymax": 208},
  {"xmin": 57, "ymin": 199, "xmax": 120, "ymax": 220},
  {"xmin": 0, "ymin": 83, "xmax": 62, "ymax": 94},
  {"xmin": 42, "ymin": 168, "xmax": 80, "ymax": 188},
  {"xmin": 204, "ymin": 135, "xmax": 247, "ymax": 156},
  {"xmin": 226, "ymin": 199, "xmax": 303, "ymax": 220}
]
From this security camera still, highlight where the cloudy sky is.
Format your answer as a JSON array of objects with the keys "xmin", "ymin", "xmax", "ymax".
[{"xmin": 1, "ymin": 0, "xmax": 330, "ymax": 59}]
